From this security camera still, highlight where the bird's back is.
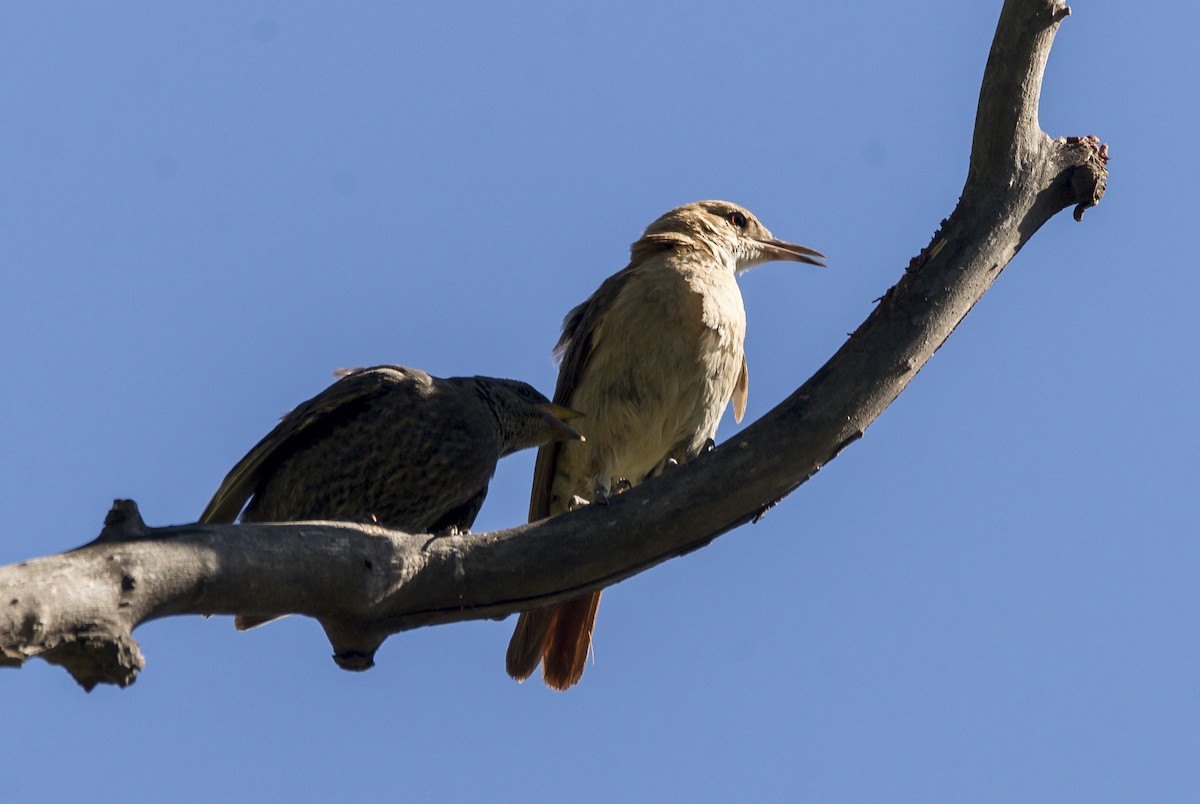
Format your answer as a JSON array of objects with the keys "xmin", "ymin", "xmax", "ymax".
[{"xmin": 204, "ymin": 366, "xmax": 504, "ymax": 533}]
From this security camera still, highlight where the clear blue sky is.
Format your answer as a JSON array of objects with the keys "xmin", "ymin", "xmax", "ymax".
[{"xmin": 2, "ymin": 2, "xmax": 1195, "ymax": 801}]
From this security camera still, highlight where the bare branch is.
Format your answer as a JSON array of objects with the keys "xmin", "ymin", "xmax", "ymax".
[{"xmin": 0, "ymin": 0, "xmax": 1107, "ymax": 690}]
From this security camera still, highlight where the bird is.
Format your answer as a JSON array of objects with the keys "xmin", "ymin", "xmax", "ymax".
[
  {"xmin": 505, "ymin": 200, "xmax": 824, "ymax": 690},
  {"xmin": 199, "ymin": 364, "xmax": 583, "ymax": 630}
]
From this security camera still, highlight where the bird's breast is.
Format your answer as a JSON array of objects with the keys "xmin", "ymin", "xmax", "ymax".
[{"xmin": 558, "ymin": 262, "xmax": 747, "ymax": 491}]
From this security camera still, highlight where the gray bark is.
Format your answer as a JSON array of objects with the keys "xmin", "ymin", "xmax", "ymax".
[{"xmin": 0, "ymin": 0, "xmax": 1107, "ymax": 691}]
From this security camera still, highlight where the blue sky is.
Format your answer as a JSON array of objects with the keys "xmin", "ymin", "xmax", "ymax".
[{"xmin": 2, "ymin": 2, "xmax": 1196, "ymax": 801}]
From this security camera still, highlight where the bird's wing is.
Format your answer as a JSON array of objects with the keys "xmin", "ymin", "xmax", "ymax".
[
  {"xmin": 528, "ymin": 265, "xmax": 639, "ymax": 521},
  {"xmin": 199, "ymin": 365, "xmax": 414, "ymax": 523},
  {"xmin": 514, "ymin": 236, "xmax": 686, "ymax": 685},
  {"xmin": 732, "ymin": 354, "xmax": 748, "ymax": 423},
  {"xmin": 514, "ymin": 267, "xmax": 632, "ymax": 679},
  {"xmin": 427, "ymin": 486, "xmax": 488, "ymax": 534}
]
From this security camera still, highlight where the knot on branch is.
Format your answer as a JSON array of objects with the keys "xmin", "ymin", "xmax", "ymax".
[
  {"xmin": 320, "ymin": 618, "xmax": 387, "ymax": 672},
  {"xmin": 97, "ymin": 499, "xmax": 148, "ymax": 543},
  {"xmin": 1064, "ymin": 135, "xmax": 1109, "ymax": 221},
  {"xmin": 40, "ymin": 626, "xmax": 144, "ymax": 691}
]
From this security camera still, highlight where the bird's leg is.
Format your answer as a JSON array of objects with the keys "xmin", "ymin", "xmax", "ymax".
[
  {"xmin": 683, "ymin": 439, "xmax": 717, "ymax": 462},
  {"xmin": 591, "ymin": 472, "xmax": 639, "ymax": 505},
  {"xmin": 588, "ymin": 474, "xmax": 618, "ymax": 506},
  {"xmin": 653, "ymin": 451, "xmax": 691, "ymax": 477},
  {"xmin": 650, "ymin": 439, "xmax": 717, "ymax": 479}
]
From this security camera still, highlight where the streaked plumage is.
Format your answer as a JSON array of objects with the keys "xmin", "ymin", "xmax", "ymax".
[{"xmin": 200, "ymin": 364, "xmax": 581, "ymax": 629}]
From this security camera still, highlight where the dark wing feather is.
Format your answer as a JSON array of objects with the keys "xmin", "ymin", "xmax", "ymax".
[{"xmin": 199, "ymin": 365, "xmax": 417, "ymax": 524}]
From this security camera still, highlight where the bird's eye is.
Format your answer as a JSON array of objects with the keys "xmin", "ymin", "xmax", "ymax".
[{"xmin": 727, "ymin": 211, "xmax": 748, "ymax": 229}]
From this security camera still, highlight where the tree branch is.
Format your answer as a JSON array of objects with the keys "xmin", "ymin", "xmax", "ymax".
[{"xmin": 0, "ymin": 0, "xmax": 1107, "ymax": 691}]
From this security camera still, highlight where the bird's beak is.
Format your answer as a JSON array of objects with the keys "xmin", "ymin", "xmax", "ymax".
[
  {"xmin": 756, "ymin": 238, "xmax": 826, "ymax": 268},
  {"xmin": 536, "ymin": 403, "xmax": 586, "ymax": 442}
]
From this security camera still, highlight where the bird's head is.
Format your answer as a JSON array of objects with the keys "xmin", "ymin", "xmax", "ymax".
[
  {"xmin": 636, "ymin": 200, "xmax": 825, "ymax": 274},
  {"xmin": 476, "ymin": 378, "xmax": 585, "ymax": 455}
]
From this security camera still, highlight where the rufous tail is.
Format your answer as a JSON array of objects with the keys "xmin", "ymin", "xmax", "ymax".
[
  {"xmin": 506, "ymin": 608, "xmax": 555, "ymax": 680},
  {"xmin": 541, "ymin": 591, "xmax": 601, "ymax": 691},
  {"xmin": 506, "ymin": 592, "xmax": 602, "ymax": 690}
]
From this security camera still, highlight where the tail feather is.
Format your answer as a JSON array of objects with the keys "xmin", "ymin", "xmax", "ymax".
[
  {"xmin": 505, "ymin": 608, "xmax": 556, "ymax": 681},
  {"xmin": 541, "ymin": 591, "xmax": 601, "ymax": 691}
]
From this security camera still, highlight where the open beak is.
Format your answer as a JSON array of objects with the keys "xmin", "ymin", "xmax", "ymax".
[
  {"xmin": 757, "ymin": 238, "xmax": 826, "ymax": 268},
  {"xmin": 536, "ymin": 403, "xmax": 586, "ymax": 442}
]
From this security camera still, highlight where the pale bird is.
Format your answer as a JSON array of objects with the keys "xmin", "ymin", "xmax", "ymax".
[{"xmin": 506, "ymin": 200, "xmax": 825, "ymax": 690}]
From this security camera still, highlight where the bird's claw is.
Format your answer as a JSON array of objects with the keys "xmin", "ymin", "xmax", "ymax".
[{"xmin": 422, "ymin": 524, "xmax": 470, "ymax": 549}]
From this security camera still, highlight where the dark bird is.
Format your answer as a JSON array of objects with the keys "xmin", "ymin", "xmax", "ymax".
[
  {"xmin": 505, "ymin": 200, "xmax": 824, "ymax": 690},
  {"xmin": 200, "ymin": 364, "xmax": 583, "ymax": 630}
]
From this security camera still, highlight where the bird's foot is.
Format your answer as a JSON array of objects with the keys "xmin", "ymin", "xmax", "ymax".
[
  {"xmin": 567, "ymin": 495, "xmax": 591, "ymax": 511},
  {"xmin": 654, "ymin": 456, "xmax": 695, "ymax": 477},
  {"xmin": 422, "ymin": 524, "xmax": 470, "ymax": 549},
  {"xmin": 682, "ymin": 440, "xmax": 717, "ymax": 463}
]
